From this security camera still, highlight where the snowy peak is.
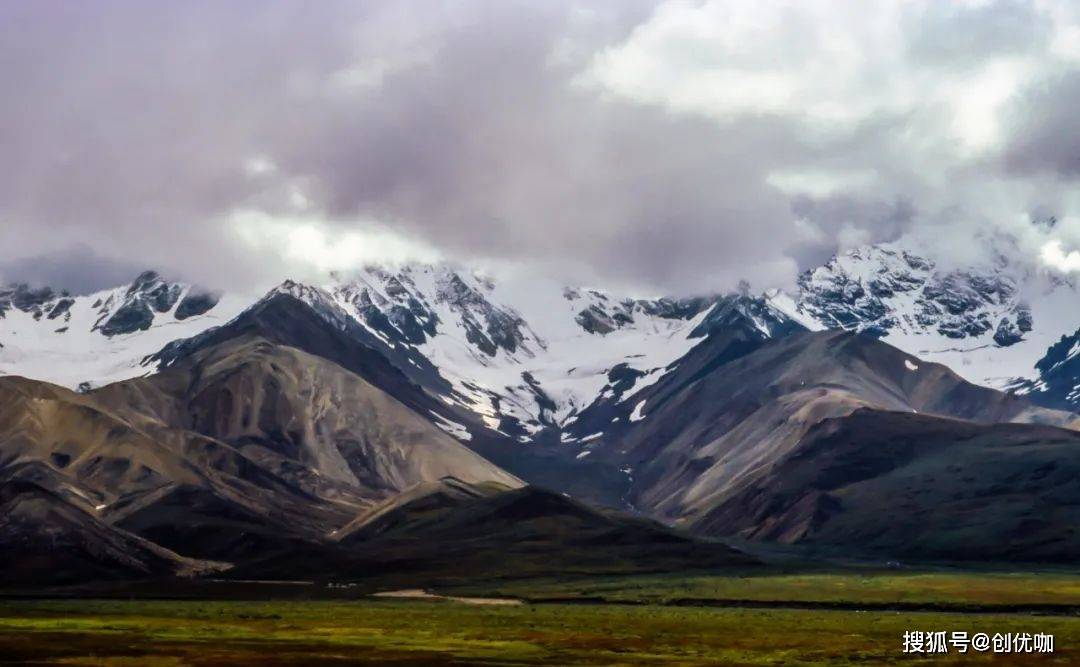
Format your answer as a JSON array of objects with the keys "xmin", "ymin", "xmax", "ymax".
[
  {"xmin": 690, "ymin": 293, "xmax": 800, "ymax": 340},
  {"xmin": 326, "ymin": 264, "xmax": 544, "ymax": 360},
  {"xmin": 774, "ymin": 241, "xmax": 1080, "ymax": 390},
  {"xmin": 91, "ymin": 271, "xmax": 222, "ymax": 337},
  {"xmin": 0, "ymin": 271, "xmax": 222, "ymax": 338},
  {"xmin": 0, "ymin": 271, "xmax": 243, "ymax": 390},
  {"xmin": 562, "ymin": 287, "xmax": 715, "ymax": 336},
  {"xmin": 794, "ymin": 244, "xmax": 1028, "ymax": 342},
  {"xmin": 0, "ymin": 283, "xmax": 73, "ymax": 321},
  {"xmin": 0, "ymin": 258, "xmax": 816, "ymax": 441},
  {"xmin": 1011, "ymin": 327, "xmax": 1080, "ymax": 410}
]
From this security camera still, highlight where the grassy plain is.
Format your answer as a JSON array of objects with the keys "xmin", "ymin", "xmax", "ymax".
[
  {"xmin": 450, "ymin": 569, "xmax": 1080, "ymax": 609},
  {"xmin": 1, "ymin": 571, "xmax": 1079, "ymax": 665}
]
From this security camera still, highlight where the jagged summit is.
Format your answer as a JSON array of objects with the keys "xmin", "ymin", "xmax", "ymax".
[
  {"xmin": 0, "ymin": 261, "xmax": 800, "ymax": 446},
  {"xmin": 0, "ymin": 271, "xmax": 244, "ymax": 390},
  {"xmin": 3, "ymin": 253, "xmax": 1080, "ymax": 575},
  {"xmin": 769, "ymin": 240, "xmax": 1080, "ymax": 390},
  {"xmin": 1011, "ymin": 327, "xmax": 1080, "ymax": 410},
  {"xmin": 6, "ymin": 243, "xmax": 1077, "ymax": 442}
]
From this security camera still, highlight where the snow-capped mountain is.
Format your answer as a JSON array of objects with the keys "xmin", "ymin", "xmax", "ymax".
[
  {"xmin": 769, "ymin": 241, "xmax": 1080, "ymax": 390},
  {"xmin": 278, "ymin": 265, "xmax": 786, "ymax": 440},
  {"xmin": 5, "ymin": 236, "xmax": 1077, "ymax": 442},
  {"xmin": 0, "ymin": 272, "xmax": 250, "ymax": 390},
  {"xmin": 0, "ymin": 264, "xmax": 800, "ymax": 443},
  {"xmin": 1010, "ymin": 328, "xmax": 1080, "ymax": 410}
]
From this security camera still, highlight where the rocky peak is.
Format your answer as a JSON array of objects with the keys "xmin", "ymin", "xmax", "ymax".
[
  {"xmin": 0, "ymin": 283, "xmax": 68, "ymax": 320},
  {"xmin": 565, "ymin": 288, "xmax": 717, "ymax": 336},
  {"xmin": 1011, "ymin": 328, "xmax": 1080, "ymax": 410},
  {"xmin": 690, "ymin": 294, "xmax": 800, "ymax": 339},
  {"xmin": 434, "ymin": 269, "xmax": 534, "ymax": 357},
  {"xmin": 792, "ymin": 243, "xmax": 1034, "ymax": 346},
  {"xmin": 92, "ymin": 271, "xmax": 217, "ymax": 337}
]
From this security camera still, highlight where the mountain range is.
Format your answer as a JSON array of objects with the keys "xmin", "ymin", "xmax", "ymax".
[{"xmin": 2, "ymin": 236, "xmax": 1080, "ymax": 585}]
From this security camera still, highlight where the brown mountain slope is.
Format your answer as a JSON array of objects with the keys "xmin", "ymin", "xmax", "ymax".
[
  {"xmin": 693, "ymin": 408, "xmax": 1080, "ymax": 562},
  {"xmin": 0, "ymin": 374, "xmax": 352, "ymax": 546},
  {"xmin": 94, "ymin": 335, "xmax": 521, "ymax": 499},
  {"xmin": 602, "ymin": 329, "xmax": 1077, "ymax": 523},
  {"xmin": 0, "ymin": 376, "xmax": 205, "ymax": 503},
  {"xmin": 1, "ymin": 335, "xmax": 521, "ymax": 570}
]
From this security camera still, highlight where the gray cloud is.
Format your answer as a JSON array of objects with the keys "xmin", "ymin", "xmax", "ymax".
[
  {"xmin": 1, "ymin": 1, "xmax": 1079, "ymax": 296},
  {"xmin": 904, "ymin": 0, "xmax": 1050, "ymax": 67},
  {"xmin": 0, "ymin": 245, "xmax": 147, "ymax": 294},
  {"xmin": 1003, "ymin": 71, "xmax": 1080, "ymax": 179}
]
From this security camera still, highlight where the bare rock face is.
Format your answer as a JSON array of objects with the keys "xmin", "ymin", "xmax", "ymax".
[
  {"xmin": 175, "ymin": 290, "xmax": 220, "ymax": 320},
  {"xmin": 99, "ymin": 298, "xmax": 155, "ymax": 336},
  {"xmin": 177, "ymin": 336, "xmax": 522, "ymax": 494},
  {"xmin": 1013, "ymin": 327, "xmax": 1080, "ymax": 410},
  {"xmin": 0, "ymin": 284, "xmax": 68, "ymax": 322},
  {"xmin": 95, "ymin": 271, "xmax": 185, "ymax": 336}
]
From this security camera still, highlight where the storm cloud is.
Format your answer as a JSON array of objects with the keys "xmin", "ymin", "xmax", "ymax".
[{"xmin": 2, "ymin": 1, "xmax": 1080, "ymax": 295}]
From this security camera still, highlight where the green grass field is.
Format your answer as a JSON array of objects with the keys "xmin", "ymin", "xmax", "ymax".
[
  {"xmin": 2, "ymin": 571, "xmax": 1079, "ymax": 665},
  {"xmin": 449, "ymin": 570, "xmax": 1080, "ymax": 609}
]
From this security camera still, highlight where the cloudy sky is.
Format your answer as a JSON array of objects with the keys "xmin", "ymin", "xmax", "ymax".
[{"xmin": 2, "ymin": 0, "xmax": 1080, "ymax": 295}]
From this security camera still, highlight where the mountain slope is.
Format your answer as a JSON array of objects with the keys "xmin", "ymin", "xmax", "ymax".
[
  {"xmin": 693, "ymin": 408, "xmax": 1080, "ymax": 562},
  {"xmin": 587, "ymin": 329, "xmax": 1076, "ymax": 524},
  {"xmin": 0, "ymin": 478, "xmax": 218, "ymax": 584},
  {"xmin": 0, "ymin": 374, "xmax": 357, "ymax": 557},
  {"xmin": 105, "ymin": 335, "xmax": 521, "ymax": 498},
  {"xmin": 1010, "ymin": 327, "xmax": 1080, "ymax": 411},
  {"xmin": 231, "ymin": 478, "xmax": 756, "ymax": 582},
  {"xmin": 1, "ymin": 330, "xmax": 523, "ymax": 568}
]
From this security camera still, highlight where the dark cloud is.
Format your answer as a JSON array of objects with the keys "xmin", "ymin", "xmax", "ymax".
[
  {"xmin": 1003, "ymin": 71, "xmax": 1080, "ymax": 179},
  {"xmin": 788, "ymin": 196, "xmax": 916, "ymax": 269},
  {"xmin": 1, "ymin": 1, "xmax": 1078, "ymax": 295},
  {"xmin": 0, "ymin": 245, "xmax": 147, "ymax": 294}
]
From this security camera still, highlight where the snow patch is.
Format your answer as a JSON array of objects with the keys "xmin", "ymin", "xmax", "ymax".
[{"xmin": 429, "ymin": 411, "xmax": 472, "ymax": 441}]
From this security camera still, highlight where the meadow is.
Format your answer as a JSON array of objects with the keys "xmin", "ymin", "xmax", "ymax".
[
  {"xmin": 449, "ymin": 569, "xmax": 1080, "ymax": 609},
  {"xmin": 2, "ymin": 571, "xmax": 1079, "ymax": 665}
]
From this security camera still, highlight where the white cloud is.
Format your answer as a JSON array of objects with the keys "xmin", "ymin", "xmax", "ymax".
[
  {"xmin": 767, "ymin": 169, "xmax": 878, "ymax": 198},
  {"xmin": 229, "ymin": 210, "xmax": 441, "ymax": 279},
  {"xmin": 4, "ymin": 1, "xmax": 1080, "ymax": 295},
  {"xmin": 243, "ymin": 157, "xmax": 276, "ymax": 176},
  {"xmin": 581, "ymin": 0, "xmax": 1073, "ymax": 153},
  {"xmin": 1040, "ymin": 239, "xmax": 1080, "ymax": 273}
]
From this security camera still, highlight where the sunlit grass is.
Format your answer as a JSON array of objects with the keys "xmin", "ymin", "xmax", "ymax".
[
  {"xmin": 1, "ymin": 596, "xmax": 1078, "ymax": 665},
  {"xmin": 452, "ymin": 570, "xmax": 1080, "ymax": 607}
]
